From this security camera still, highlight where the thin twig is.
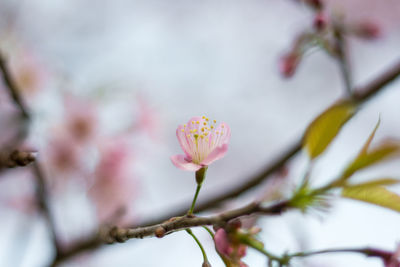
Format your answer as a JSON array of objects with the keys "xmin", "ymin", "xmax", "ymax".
[
  {"xmin": 333, "ymin": 24, "xmax": 353, "ymax": 97},
  {"xmin": 0, "ymin": 53, "xmax": 30, "ymax": 119}
]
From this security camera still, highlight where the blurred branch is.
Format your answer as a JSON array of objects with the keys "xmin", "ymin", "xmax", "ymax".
[
  {"xmin": 0, "ymin": 149, "xmax": 36, "ymax": 169},
  {"xmin": 334, "ymin": 24, "xmax": 353, "ymax": 97},
  {"xmin": 52, "ymin": 58, "xmax": 400, "ymax": 266},
  {"xmin": 0, "ymin": 53, "xmax": 30, "ymax": 119},
  {"xmin": 0, "ymin": 51, "xmax": 61, "ymax": 260},
  {"xmin": 32, "ymin": 162, "xmax": 61, "ymax": 256}
]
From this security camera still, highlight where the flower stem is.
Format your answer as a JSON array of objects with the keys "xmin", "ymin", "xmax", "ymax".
[
  {"xmin": 188, "ymin": 183, "xmax": 202, "ymax": 215},
  {"xmin": 188, "ymin": 167, "xmax": 208, "ymax": 216},
  {"xmin": 202, "ymin": 226, "xmax": 214, "ymax": 238},
  {"xmin": 186, "ymin": 229, "xmax": 209, "ymax": 263},
  {"xmin": 238, "ymin": 233, "xmax": 282, "ymax": 263},
  {"xmin": 287, "ymin": 248, "xmax": 368, "ymax": 258}
]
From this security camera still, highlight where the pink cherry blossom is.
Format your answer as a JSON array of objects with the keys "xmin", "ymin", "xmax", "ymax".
[
  {"xmin": 279, "ymin": 52, "xmax": 300, "ymax": 78},
  {"xmin": 214, "ymin": 228, "xmax": 248, "ymax": 267},
  {"xmin": 89, "ymin": 138, "xmax": 137, "ymax": 225},
  {"xmin": 171, "ymin": 116, "xmax": 230, "ymax": 171}
]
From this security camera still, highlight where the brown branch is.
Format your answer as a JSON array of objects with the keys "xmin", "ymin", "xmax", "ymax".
[
  {"xmin": 32, "ymin": 162, "xmax": 61, "ymax": 256},
  {"xmin": 0, "ymin": 53, "xmax": 30, "ymax": 119},
  {"xmin": 105, "ymin": 200, "xmax": 289, "ymax": 243},
  {"xmin": 0, "ymin": 150, "xmax": 36, "ymax": 169}
]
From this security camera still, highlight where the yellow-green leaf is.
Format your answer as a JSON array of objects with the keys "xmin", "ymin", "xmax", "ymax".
[
  {"xmin": 303, "ymin": 101, "xmax": 357, "ymax": 159},
  {"xmin": 359, "ymin": 118, "xmax": 380, "ymax": 155},
  {"xmin": 344, "ymin": 178, "xmax": 400, "ymax": 188},
  {"xmin": 342, "ymin": 186, "xmax": 400, "ymax": 213},
  {"xmin": 342, "ymin": 141, "xmax": 400, "ymax": 179}
]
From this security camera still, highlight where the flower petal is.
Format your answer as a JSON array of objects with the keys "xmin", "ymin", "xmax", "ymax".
[
  {"xmin": 170, "ymin": 154, "xmax": 202, "ymax": 171},
  {"xmin": 214, "ymin": 229, "xmax": 231, "ymax": 257},
  {"xmin": 201, "ymin": 143, "xmax": 229, "ymax": 166},
  {"xmin": 214, "ymin": 122, "xmax": 231, "ymax": 146},
  {"xmin": 176, "ymin": 125, "xmax": 192, "ymax": 159}
]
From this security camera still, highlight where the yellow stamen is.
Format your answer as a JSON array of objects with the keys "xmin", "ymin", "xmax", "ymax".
[
  {"xmin": 221, "ymin": 125, "xmax": 225, "ymax": 128},
  {"xmin": 192, "ymin": 121, "xmax": 195, "ymax": 124},
  {"xmin": 213, "ymin": 120, "xmax": 216, "ymax": 123},
  {"xmin": 196, "ymin": 121, "xmax": 200, "ymax": 124},
  {"xmin": 211, "ymin": 125, "xmax": 214, "ymax": 129},
  {"xmin": 181, "ymin": 129, "xmax": 185, "ymax": 132}
]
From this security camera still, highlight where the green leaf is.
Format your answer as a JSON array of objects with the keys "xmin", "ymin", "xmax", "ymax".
[
  {"xmin": 359, "ymin": 118, "xmax": 380, "ymax": 155},
  {"xmin": 344, "ymin": 178, "xmax": 400, "ymax": 188},
  {"xmin": 303, "ymin": 101, "xmax": 357, "ymax": 159},
  {"xmin": 342, "ymin": 141, "xmax": 400, "ymax": 179},
  {"xmin": 342, "ymin": 186, "xmax": 400, "ymax": 213}
]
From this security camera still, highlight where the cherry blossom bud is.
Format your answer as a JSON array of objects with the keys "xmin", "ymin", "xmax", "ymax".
[
  {"xmin": 228, "ymin": 219, "xmax": 242, "ymax": 229},
  {"xmin": 313, "ymin": 12, "xmax": 328, "ymax": 31},
  {"xmin": 279, "ymin": 52, "xmax": 300, "ymax": 78},
  {"xmin": 202, "ymin": 261, "xmax": 212, "ymax": 267},
  {"xmin": 354, "ymin": 21, "xmax": 381, "ymax": 40}
]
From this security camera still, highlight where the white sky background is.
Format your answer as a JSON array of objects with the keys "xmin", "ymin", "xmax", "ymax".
[{"xmin": 0, "ymin": 0, "xmax": 400, "ymax": 267}]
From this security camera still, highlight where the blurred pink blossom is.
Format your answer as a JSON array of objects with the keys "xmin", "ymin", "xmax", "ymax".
[
  {"xmin": 9, "ymin": 49, "xmax": 48, "ymax": 96},
  {"xmin": 63, "ymin": 95, "xmax": 98, "ymax": 144},
  {"xmin": 46, "ymin": 135, "xmax": 82, "ymax": 176},
  {"xmin": 353, "ymin": 21, "xmax": 381, "ymax": 40},
  {"xmin": 214, "ymin": 228, "xmax": 248, "ymax": 267},
  {"xmin": 171, "ymin": 116, "xmax": 230, "ymax": 171},
  {"xmin": 279, "ymin": 52, "xmax": 300, "ymax": 78},
  {"xmin": 89, "ymin": 138, "xmax": 136, "ymax": 225},
  {"xmin": 136, "ymin": 95, "xmax": 160, "ymax": 140}
]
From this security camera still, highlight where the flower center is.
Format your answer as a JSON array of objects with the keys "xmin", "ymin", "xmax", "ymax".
[{"xmin": 180, "ymin": 116, "xmax": 225, "ymax": 164}]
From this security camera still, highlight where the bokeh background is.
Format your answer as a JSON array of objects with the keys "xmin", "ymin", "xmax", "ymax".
[{"xmin": 0, "ymin": 0, "xmax": 400, "ymax": 266}]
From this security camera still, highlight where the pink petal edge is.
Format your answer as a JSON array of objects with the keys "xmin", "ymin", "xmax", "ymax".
[
  {"xmin": 201, "ymin": 143, "xmax": 229, "ymax": 166},
  {"xmin": 170, "ymin": 154, "xmax": 202, "ymax": 171},
  {"xmin": 176, "ymin": 125, "xmax": 192, "ymax": 159}
]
